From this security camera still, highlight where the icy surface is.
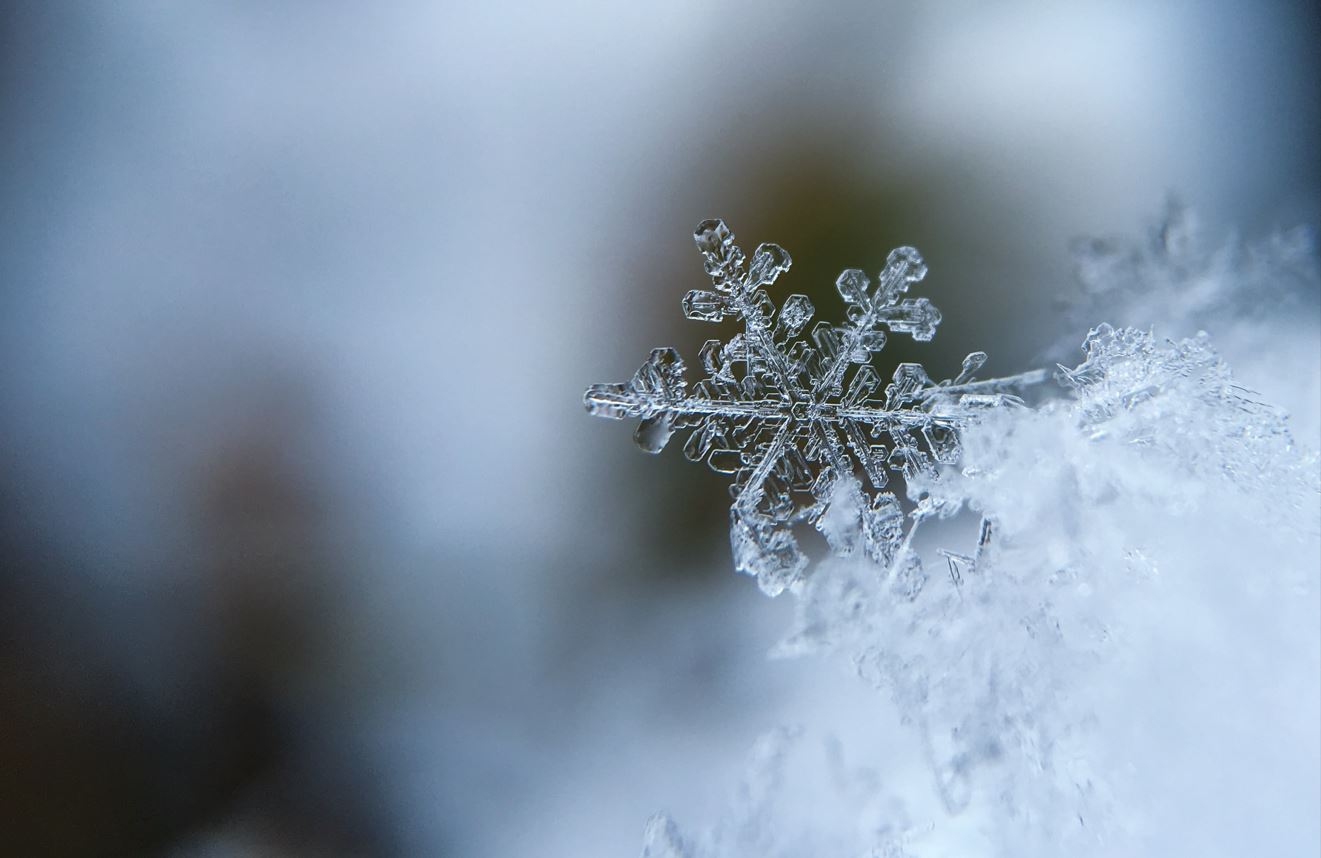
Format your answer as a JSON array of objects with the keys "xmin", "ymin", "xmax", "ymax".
[{"xmin": 585, "ymin": 219, "xmax": 1044, "ymax": 595}]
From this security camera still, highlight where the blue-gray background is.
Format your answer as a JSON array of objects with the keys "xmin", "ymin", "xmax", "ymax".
[{"xmin": 2, "ymin": 2, "xmax": 1317, "ymax": 855}]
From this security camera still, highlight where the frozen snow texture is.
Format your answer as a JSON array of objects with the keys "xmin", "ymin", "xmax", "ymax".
[
  {"xmin": 649, "ymin": 325, "xmax": 1320, "ymax": 857},
  {"xmin": 584, "ymin": 219, "xmax": 1043, "ymax": 595},
  {"xmin": 815, "ymin": 325, "xmax": 1316, "ymax": 850},
  {"xmin": 592, "ymin": 214, "xmax": 1320, "ymax": 857},
  {"xmin": 643, "ymin": 727, "xmax": 918, "ymax": 858},
  {"xmin": 1054, "ymin": 323, "xmax": 1319, "ymax": 533},
  {"xmin": 1061, "ymin": 201, "xmax": 1321, "ymax": 439},
  {"xmin": 1065, "ymin": 200, "xmax": 1319, "ymax": 341}
]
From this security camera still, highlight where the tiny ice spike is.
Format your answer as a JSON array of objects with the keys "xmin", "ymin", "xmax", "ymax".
[{"xmin": 585, "ymin": 219, "xmax": 1045, "ymax": 594}]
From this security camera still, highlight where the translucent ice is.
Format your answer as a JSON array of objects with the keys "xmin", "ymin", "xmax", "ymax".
[{"xmin": 584, "ymin": 220, "xmax": 1043, "ymax": 594}]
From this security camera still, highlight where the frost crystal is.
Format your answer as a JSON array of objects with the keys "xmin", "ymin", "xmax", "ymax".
[
  {"xmin": 1055, "ymin": 323, "xmax": 1319, "ymax": 532},
  {"xmin": 584, "ymin": 219, "xmax": 1044, "ymax": 594}
]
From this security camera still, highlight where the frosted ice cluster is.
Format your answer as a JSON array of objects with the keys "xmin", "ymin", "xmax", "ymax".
[{"xmin": 585, "ymin": 214, "xmax": 1320, "ymax": 857}]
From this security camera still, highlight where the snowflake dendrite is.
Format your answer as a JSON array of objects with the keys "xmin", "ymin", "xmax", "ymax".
[{"xmin": 585, "ymin": 219, "xmax": 1044, "ymax": 594}]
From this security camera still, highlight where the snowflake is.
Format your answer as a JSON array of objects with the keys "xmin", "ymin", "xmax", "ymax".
[{"xmin": 584, "ymin": 219, "xmax": 1044, "ymax": 595}]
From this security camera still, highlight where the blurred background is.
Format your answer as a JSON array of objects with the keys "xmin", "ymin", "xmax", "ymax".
[{"xmin": 1, "ymin": 2, "xmax": 1318, "ymax": 855}]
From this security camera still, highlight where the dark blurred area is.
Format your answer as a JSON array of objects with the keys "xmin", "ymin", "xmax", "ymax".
[{"xmin": 2, "ymin": 2, "xmax": 1318, "ymax": 856}]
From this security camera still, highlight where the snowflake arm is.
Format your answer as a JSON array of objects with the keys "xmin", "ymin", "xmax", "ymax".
[{"xmin": 585, "ymin": 219, "xmax": 1044, "ymax": 594}]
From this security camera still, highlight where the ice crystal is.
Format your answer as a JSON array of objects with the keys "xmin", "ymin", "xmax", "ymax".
[
  {"xmin": 1058, "ymin": 201, "xmax": 1321, "ymax": 443},
  {"xmin": 1055, "ymin": 323, "xmax": 1318, "ymax": 529},
  {"xmin": 584, "ymin": 219, "xmax": 1044, "ymax": 594}
]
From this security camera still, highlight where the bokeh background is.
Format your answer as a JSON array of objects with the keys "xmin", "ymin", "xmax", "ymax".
[{"xmin": 2, "ymin": 2, "xmax": 1318, "ymax": 855}]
